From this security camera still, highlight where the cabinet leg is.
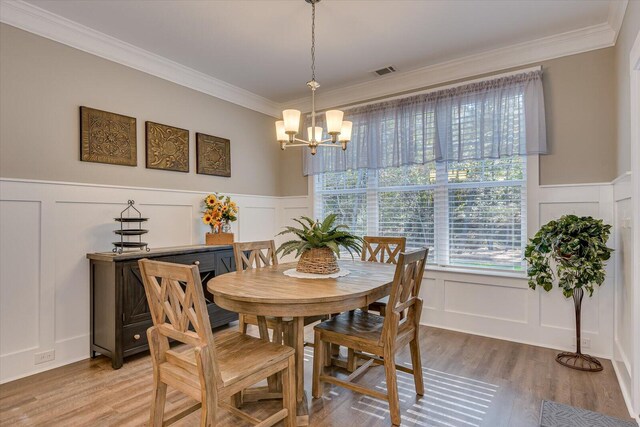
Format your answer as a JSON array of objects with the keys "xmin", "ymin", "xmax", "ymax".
[{"xmin": 112, "ymin": 355, "xmax": 123, "ymax": 369}]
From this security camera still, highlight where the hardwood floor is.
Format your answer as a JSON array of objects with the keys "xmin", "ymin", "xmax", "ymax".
[{"xmin": 0, "ymin": 324, "xmax": 632, "ymax": 426}]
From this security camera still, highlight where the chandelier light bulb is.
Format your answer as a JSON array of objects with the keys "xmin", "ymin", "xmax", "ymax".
[
  {"xmin": 338, "ymin": 121, "xmax": 353, "ymax": 142},
  {"xmin": 325, "ymin": 110, "xmax": 344, "ymax": 135},
  {"xmin": 307, "ymin": 126, "xmax": 323, "ymax": 142},
  {"xmin": 282, "ymin": 109, "xmax": 301, "ymax": 134},
  {"xmin": 275, "ymin": 121, "xmax": 287, "ymax": 142}
]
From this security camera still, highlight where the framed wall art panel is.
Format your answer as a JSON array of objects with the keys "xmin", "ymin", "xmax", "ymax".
[
  {"xmin": 196, "ymin": 133, "xmax": 231, "ymax": 177},
  {"xmin": 80, "ymin": 106, "xmax": 137, "ymax": 166},
  {"xmin": 145, "ymin": 121, "xmax": 189, "ymax": 172}
]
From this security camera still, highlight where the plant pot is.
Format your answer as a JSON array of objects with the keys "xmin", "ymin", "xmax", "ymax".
[
  {"xmin": 205, "ymin": 232, "xmax": 234, "ymax": 246},
  {"xmin": 296, "ymin": 247, "xmax": 339, "ymax": 274}
]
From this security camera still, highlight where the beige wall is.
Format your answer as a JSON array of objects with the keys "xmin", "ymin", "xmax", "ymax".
[
  {"xmin": 539, "ymin": 48, "xmax": 616, "ymax": 184},
  {"xmin": 0, "ymin": 24, "xmax": 282, "ymax": 197},
  {"xmin": 278, "ymin": 48, "xmax": 619, "ymax": 195},
  {"xmin": 0, "ymin": 23, "xmax": 624, "ymax": 197},
  {"xmin": 615, "ymin": 1, "xmax": 640, "ymax": 176}
]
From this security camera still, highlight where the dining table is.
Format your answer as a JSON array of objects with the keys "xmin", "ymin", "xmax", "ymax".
[{"xmin": 207, "ymin": 259, "xmax": 397, "ymax": 426}]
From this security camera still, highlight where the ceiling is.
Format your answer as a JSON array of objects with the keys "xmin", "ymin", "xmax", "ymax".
[{"xmin": 23, "ymin": 0, "xmax": 614, "ymax": 104}]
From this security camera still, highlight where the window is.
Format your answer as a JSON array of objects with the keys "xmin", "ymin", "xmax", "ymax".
[
  {"xmin": 314, "ymin": 156, "xmax": 527, "ymax": 271},
  {"xmin": 310, "ymin": 71, "xmax": 543, "ymax": 272}
]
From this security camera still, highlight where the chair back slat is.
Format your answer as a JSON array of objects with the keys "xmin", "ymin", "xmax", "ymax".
[
  {"xmin": 234, "ymin": 240, "xmax": 278, "ymax": 271},
  {"xmin": 138, "ymin": 259, "xmax": 221, "ymax": 384},
  {"xmin": 361, "ymin": 236, "xmax": 406, "ymax": 264},
  {"xmin": 381, "ymin": 248, "xmax": 428, "ymax": 344}
]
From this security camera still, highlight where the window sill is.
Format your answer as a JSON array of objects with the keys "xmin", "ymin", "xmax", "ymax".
[{"xmin": 426, "ymin": 264, "xmax": 528, "ymax": 280}]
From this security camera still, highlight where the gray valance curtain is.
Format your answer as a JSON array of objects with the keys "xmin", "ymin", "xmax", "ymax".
[{"xmin": 303, "ymin": 70, "xmax": 546, "ymax": 176}]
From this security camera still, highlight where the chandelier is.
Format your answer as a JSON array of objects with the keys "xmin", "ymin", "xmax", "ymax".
[{"xmin": 275, "ymin": 0, "xmax": 352, "ymax": 155}]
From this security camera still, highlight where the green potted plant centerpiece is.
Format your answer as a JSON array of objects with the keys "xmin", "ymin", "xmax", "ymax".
[
  {"xmin": 276, "ymin": 214, "xmax": 363, "ymax": 274},
  {"xmin": 524, "ymin": 215, "xmax": 612, "ymax": 371}
]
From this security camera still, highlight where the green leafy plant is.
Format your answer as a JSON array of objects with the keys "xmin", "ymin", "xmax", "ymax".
[
  {"xmin": 524, "ymin": 215, "xmax": 613, "ymax": 297},
  {"xmin": 276, "ymin": 214, "xmax": 363, "ymax": 258}
]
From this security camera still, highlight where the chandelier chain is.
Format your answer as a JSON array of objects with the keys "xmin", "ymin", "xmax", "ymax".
[{"xmin": 311, "ymin": 0, "xmax": 315, "ymax": 82}]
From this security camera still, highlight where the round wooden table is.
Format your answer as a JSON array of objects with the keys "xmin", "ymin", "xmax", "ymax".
[{"xmin": 207, "ymin": 259, "xmax": 396, "ymax": 426}]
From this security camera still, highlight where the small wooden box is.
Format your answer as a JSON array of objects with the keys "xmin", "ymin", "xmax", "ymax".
[{"xmin": 206, "ymin": 232, "xmax": 234, "ymax": 245}]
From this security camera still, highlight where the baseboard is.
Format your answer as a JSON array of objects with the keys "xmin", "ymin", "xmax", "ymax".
[
  {"xmin": 611, "ymin": 357, "xmax": 638, "ymax": 420},
  {"xmin": 420, "ymin": 321, "xmax": 612, "ymax": 361}
]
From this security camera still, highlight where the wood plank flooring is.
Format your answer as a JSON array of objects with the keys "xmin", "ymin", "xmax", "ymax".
[{"xmin": 0, "ymin": 324, "xmax": 633, "ymax": 426}]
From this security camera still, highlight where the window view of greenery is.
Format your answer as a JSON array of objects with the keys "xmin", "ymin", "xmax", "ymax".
[{"xmin": 315, "ymin": 157, "xmax": 526, "ymax": 271}]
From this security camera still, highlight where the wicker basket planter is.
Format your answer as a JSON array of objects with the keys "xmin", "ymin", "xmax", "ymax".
[{"xmin": 296, "ymin": 247, "xmax": 339, "ymax": 274}]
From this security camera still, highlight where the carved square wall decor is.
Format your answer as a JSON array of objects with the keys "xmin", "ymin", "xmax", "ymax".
[
  {"xmin": 196, "ymin": 133, "xmax": 231, "ymax": 177},
  {"xmin": 80, "ymin": 106, "xmax": 137, "ymax": 166},
  {"xmin": 145, "ymin": 121, "xmax": 189, "ymax": 172}
]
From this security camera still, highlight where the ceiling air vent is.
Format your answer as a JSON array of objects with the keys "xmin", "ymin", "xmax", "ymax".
[{"xmin": 374, "ymin": 66, "xmax": 396, "ymax": 76}]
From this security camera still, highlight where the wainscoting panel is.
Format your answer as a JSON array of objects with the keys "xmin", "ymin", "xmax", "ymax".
[
  {"xmin": 0, "ymin": 178, "xmax": 308, "ymax": 383},
  {"xmin": 443, "ymin": 280, "xmax": 528, "ymax": 323},
  {"xmin": 611, "ymin": 173, "xmax": 634, "ymax": 416},
  {"xmin": 0, "ymin": 200, "xmax": 41, "ymax": 356}
]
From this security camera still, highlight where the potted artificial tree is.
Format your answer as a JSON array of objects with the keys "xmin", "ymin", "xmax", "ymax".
[
  {"xmin": 524, "ymin": 215, "xmax": 612, "ymax": 371},
  {"xmin": 277, "ymin": 214, "xmax": 362, "ymax": 274}
]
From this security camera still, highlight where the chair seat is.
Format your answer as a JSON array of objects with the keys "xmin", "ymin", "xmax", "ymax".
[
  {"xmin": 315, "ymin": 310, "xmax": 385, "ymax": 345},
  {"xmin": 161, "ymin": 331, "xmax": 294, "ymax": 389}
]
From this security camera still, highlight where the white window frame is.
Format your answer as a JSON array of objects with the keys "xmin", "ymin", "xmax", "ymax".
[{"xmin": 310, "ymin": 155, "xmax": 540, "ymax": 276}]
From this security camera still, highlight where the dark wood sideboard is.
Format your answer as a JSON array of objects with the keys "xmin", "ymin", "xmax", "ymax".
[{"xmin": 86, "ymin": 245, "xmax": 238, "ymax": 369}]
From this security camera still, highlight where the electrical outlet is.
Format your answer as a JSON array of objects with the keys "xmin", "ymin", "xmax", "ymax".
[
  {"xmin": 580, "ymin": 338, "xmax": 591, "ymax": 349},
  {"xmin": 34, "ymin": 350, "xmax": 55, "ymax": 365}
]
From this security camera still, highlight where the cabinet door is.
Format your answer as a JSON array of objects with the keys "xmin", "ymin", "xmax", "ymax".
[
  {"xmin": 122, "ymin": 262, "xmax": 152, "ymax": 325},
  {"xmin": 215, "ymin": 250, "xmax": 236, "ymax": 275}
]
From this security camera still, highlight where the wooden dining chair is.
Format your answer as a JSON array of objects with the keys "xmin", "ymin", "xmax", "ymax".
[
  {"xmin": 234, "ymin": 240, "xmax": 326, "ymax": 337},
  {"xmin": 138, "ymin": 259, "xmax": 296, "ymax": 427},
  {"xmin": 233, "ymin": 240, "xmax": 280, "ymax": 336},
  {"xmin": 361, "ymin": 236, "xmax": 406, "ymax": 316},
  {"xmin": 312, "ymin": 248, "xmax": 429, "ymax": 426},
  {"xmin": 343, "ymin": 236, "xmax": 407, "ymax": 371}
]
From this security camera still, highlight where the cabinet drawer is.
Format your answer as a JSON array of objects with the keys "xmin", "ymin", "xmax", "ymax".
[
  {"xmin": 155, "ymin": 252, "xmax": 216, "ymax": 271},
  {"xmin": 123, "ymin": 322, "xmax": 151, "ymax": 351}
]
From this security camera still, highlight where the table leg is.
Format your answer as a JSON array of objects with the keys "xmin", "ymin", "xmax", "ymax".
[
  {"xmin": 285, "ymin": 317, "xmax": 309, "ymax": 426},
  {"xmin": 292, "ymin": 317, "xmax": 305, "ymax": 403}
]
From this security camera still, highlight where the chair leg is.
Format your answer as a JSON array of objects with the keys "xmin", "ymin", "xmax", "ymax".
[
  {"xmin": 409, "ymin": 338, "xmax": 424, "ymax": 396},
  {"xmin": 196, "ymin": 346, "xmax": 218, "ymax": 427},
  {"xmin": 283, "ymin": 354, "xmax": 297, "ymax": 427},
  {"xmin": 347, "ymin": 348, "xmax": 358, "ymax": 372},
  {"xmin": 149, "ymin": 381, "xmax": 167, "ymax": 427},
  {"xmin": 147, "ymin": 327, "xmax": 168, "ymax": 427},
  {"xmin": 384, "ymin": 349, "xmax": 401, "ymax": 426},
  {"xmin": 238, "ymin": 313, "xmax": 247, "ymax": 334},
  {"xmin": 312, "ymin": 330, "xmax": 324, "ymax": 398}
]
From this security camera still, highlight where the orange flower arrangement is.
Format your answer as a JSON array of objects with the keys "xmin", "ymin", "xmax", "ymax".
[{"xmin": 202, "ymin": 193, "xmax": 238, "ymax": 233}]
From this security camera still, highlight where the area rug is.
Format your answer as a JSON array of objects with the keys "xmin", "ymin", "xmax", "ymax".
[{"xmin": 540, "ymin": 400, "xmax": 638, "ymax": 427}]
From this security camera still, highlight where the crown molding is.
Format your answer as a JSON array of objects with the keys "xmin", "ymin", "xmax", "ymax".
[
  {"xmin": 0, "ymin": 0, "xmax": 627, "ymax": 118},
  {"xmin": 0, "ymin": 0, "xmax": 281, "ymax": 117},
  {"xmin": 283, "ymin": 1, "xmax": 626, "ymax": 113},
  {"xmin": 608, "ymin": 0, "xmax": 629, "ymax": 44}
]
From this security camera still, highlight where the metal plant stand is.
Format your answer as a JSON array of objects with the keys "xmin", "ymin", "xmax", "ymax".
[
  {"xmin": 113, "ymin": 200, "xmax": 150, "ymax": 254},
  {"xmin": 555, "ymin": 287, "xmax": 603, "ymax": 372}
]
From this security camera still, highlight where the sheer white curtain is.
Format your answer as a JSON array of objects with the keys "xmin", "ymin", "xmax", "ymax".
[{"xmin": 303, "ymin": 70, "xmax": 546, "ymax": 176}]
